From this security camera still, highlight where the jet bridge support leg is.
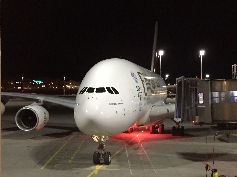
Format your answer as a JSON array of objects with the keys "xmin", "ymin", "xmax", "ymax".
[{"xmin": 171, "ymin": 123, "xmax": 184, "ymax": 136}]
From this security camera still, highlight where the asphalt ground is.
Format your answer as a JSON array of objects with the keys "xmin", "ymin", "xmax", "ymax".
[{"xmin": 2, "ymin": 99, "xmax": 237, "ymax": 177}]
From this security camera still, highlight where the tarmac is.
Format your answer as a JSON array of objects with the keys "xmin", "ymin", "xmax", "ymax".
[{"xmin": 2, "ymin": 99, "xmax": 237, "ymax": 177}]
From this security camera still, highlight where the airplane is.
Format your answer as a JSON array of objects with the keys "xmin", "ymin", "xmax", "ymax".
[
  {"xmin": 1, "ymin": 58, "xmax": 175, "ymax": 165},
  {"xmin": 1, "ymin": 22, "xmax": 175, "ymax": 165}
]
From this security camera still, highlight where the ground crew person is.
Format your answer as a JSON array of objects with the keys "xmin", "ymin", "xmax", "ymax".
[{"xmin": 211, "ymin": 169, "xmax": 218, "ymax": 177}]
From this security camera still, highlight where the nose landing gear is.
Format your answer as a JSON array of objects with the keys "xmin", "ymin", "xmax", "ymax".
[{"xmin": 92, "ymin": 135, "xmax": 111, "ymax": 165}]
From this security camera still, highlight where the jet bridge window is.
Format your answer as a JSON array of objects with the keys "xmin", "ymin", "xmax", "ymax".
[{"xmin": 79, "ymin": 87, "xmax": 88, "ymax": 94}]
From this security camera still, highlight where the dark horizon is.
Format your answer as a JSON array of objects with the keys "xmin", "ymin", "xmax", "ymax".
[{"xmin": 3, "ymin": 1, "xmax": 237, "ymax": 84}]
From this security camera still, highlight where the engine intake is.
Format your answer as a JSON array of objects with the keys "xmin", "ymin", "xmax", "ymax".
[
  {"xmin": 1, "ymin": 102, "xmax": 5, "ymax": 115},
  {"xmin": 15, "ymin": 105, "xmax": 49, "ymax": 131}
]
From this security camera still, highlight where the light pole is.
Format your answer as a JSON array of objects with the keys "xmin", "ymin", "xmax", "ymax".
[
  {"xmin": 158, "ymin": 50, "xmax": 164, "ymax": 76},
  {"xmin": 63, "ymin": 76, "xmax": 66, "ymax": 95},
  {"xmin": 165, "ymin": 74, "xmax": 169, "ymax": 80},
  {"xmin": 205, "ymin": 74, "xmax": 210, "ymax": 79},
  {"xmin": 199, "ymin": 50, "xmax": 205, "ymax": 79},
  {"xmin": 21, "ymin": 74, "xmax": 24, "ymax": 92}
]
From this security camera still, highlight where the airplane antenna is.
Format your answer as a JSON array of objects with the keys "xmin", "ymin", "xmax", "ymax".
[{"xmin": 151, "ymin": 21, "xmax": 158, "ymax": 72}]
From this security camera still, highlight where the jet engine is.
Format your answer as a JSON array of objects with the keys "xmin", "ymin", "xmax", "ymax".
[
  {"xmin": 15, "ymin": 105, "xmax": 49, "ymax": 131},
  {"xmin": 1, "ymin": 102, "xmax": 5, "ymax": 115}
]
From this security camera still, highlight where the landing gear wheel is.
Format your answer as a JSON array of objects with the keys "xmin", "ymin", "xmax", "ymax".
[
  {"xmin": 159, "ymin": 124, "xmax": 164, "ymax": 134},
  {"xmin": 93, "ymin": 151, "xmax": 100, "ymax": 165},
  {"xmin": 104, "ymin": 152, "xmax": 111, "ymax": 165}
]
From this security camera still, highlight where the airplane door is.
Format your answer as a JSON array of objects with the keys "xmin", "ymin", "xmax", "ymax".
[{"xmin": 129, "ymin": 89, "xmax": 137, "ymax": 112}]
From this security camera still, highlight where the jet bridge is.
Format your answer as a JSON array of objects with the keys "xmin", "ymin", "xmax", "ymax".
[{"xmin": 174, "ymin": 77, "xmax": 237, "ymax": 128}]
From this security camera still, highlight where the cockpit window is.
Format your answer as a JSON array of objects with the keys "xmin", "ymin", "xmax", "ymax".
[
  {"xmin": 106, "ymin": 87, "xmax": 114, "ymax": 94},
  {"xmin": 87, "ymin": 87, "xmax": 95, "ymax": 93},
  {"xmin": 96, "ymin": 87, "xmax": 106, "ymax": 93},
  {"xmin": 79, "ymin": 87, "xmax": 88, "ymax": 94},
  {"xmin": 111, "ymin": 87, "xmax": 119, "ymax": 94},
  {"xmin": 79, "ymin": 87, "xmax": 119, "ymax": 94}
]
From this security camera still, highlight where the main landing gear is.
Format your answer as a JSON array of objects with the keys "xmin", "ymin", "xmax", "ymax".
[
  {"xmin": 92, "ymin": 135, "xmax": 111, "ymax": 165},
  {"xmin": 171, "ymin": 123, "xmax": 184, "ymax": 136},
  {"xmin": 150, "ymin": 124, "xmax": 164, "ymax": 134}
]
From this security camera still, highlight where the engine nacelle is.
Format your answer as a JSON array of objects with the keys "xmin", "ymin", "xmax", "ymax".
[
  {"xmin": 15, "ymin": 105, "xmax": 49, "ymax": 131},
  {"xmin": 1, "ymin": 102, "xmax": 5, "ymax": 115}
]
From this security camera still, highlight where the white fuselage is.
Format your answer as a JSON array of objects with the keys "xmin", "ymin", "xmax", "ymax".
[{"xmin": 74, "ymin": 58, "xmax": 167, "ymax": 136}]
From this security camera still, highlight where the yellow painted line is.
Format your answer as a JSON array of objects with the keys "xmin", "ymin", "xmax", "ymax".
[
  {"xmin": 41, "ymin": 133, "xmax": 76, "ymax": 169},
  {"xmin": 68, "ymin": 139, "xmax": 85, "ymax": 163},
  {"xmin": 87, "ymin": 165, "xmax": 103, "ymax": 177},
  {"xmin": 87, "ymin": 131, "xmax": 143, "ymax": 176}
]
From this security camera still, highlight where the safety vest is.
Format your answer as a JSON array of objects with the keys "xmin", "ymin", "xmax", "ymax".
[{"xmin": 213, "ymin": 171, "xmax": 218, "ymax": 177}]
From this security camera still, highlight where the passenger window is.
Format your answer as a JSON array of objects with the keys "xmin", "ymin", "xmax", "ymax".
[
  {"xmin": 106, "ymin": 87, "xmax": 114, "ymax": 94},
  {"xmin": 79, "ymin": 87, "xmax": 88, "ymax": 94},
  {"xmin": 96, "ymin": 87, "xmax": 106, "ymax": 93},
  {"xmin": 111, "ymin": 87, "xmax": 119, "ymax": 94},
  {"xmin": 87, "ymin": 87, "xmax": 95, "ymax": 93}
]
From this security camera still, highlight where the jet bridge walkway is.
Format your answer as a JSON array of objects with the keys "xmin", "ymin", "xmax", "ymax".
[{"xmin": 173, "ymin": 77, "xmax": 237, "ymax": 135}]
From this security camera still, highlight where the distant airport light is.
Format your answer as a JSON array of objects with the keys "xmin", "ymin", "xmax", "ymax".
[
  {"xmin": 159, "ymin": 50, "xmax": 164, "ymax": 56},
  {"xmin": 158, "ymin": 50, "xmax": 164, "ymax": 76},
  {"xmin": 33, "ymin": 80, "xmax": 43, "ymax": 84},
  {"xmin": 205, "ymin": 74, "xmax": 210, "ymax": 79},
  {"xmin": 165, "ymin": 74, "xmax": 169, "ymax": 80},
  {"xmin": 199, "ymin": 50, "xmax": 205, "ymax": 79},
  {"xmin": 200, "ymin": 50, "xmax": 205, "ymax": 56}
]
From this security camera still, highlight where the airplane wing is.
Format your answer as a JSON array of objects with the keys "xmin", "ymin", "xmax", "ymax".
[{"xmin": 1, "ymin": 92, "xmax": 76, "ymax": 109}]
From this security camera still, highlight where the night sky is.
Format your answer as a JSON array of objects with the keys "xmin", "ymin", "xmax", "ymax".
[{"xmin": 2, "ymin": 1, "xmax": 237, "ymax": 83}]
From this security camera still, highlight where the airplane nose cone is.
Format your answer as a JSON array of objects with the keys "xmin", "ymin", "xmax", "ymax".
[{"xmin": 74, "ymin": 99, "xmax": 111, "ymax": 136}]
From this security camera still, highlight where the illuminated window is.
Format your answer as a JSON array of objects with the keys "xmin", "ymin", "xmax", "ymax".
[{"xmin": 211, "ymin": 91, "xmax": 237, "ymax": 103}]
